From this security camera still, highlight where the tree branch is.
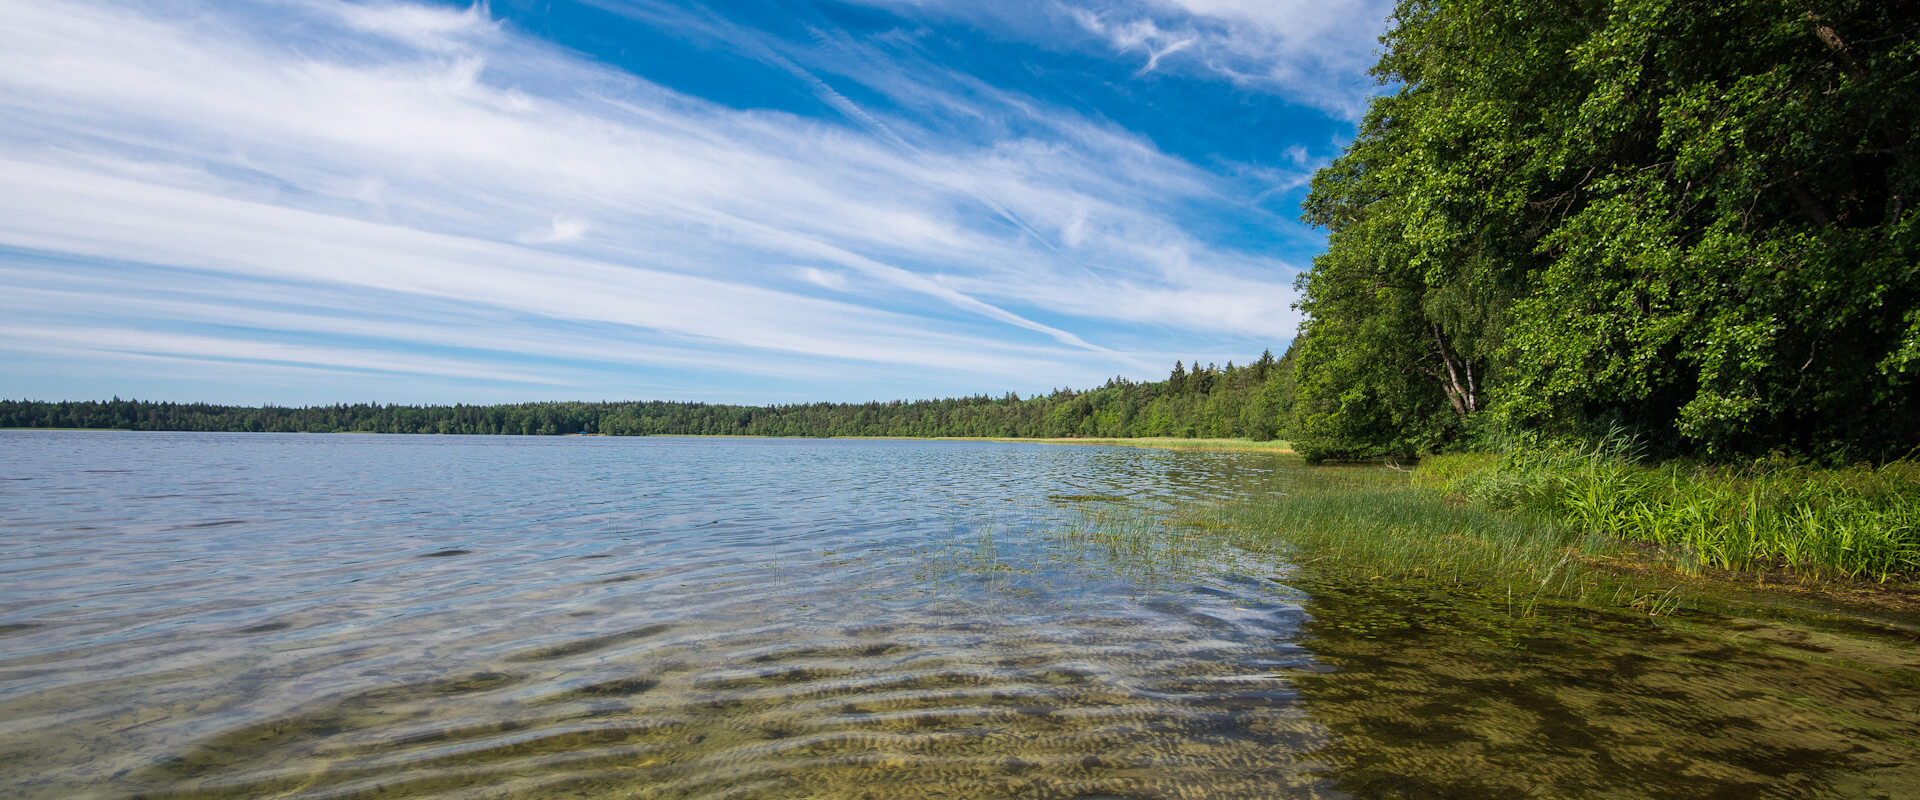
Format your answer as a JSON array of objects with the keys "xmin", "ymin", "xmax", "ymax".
[{"xmin": 1805, "ymin": 10, "xmax": 1866, "ymax": 80}]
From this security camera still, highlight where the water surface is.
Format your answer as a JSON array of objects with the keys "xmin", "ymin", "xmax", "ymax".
[{"xmin": 1, "ymin": 431, "xmax": 1916, "ymax": 799}]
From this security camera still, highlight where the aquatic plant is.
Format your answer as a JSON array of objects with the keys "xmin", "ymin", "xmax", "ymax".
[
  {"xmin": 1421, "ymin": 442, "xmax": 1920, "ymax": 583},
  {"xmin": 1201, "ymin": 474, "xmax": 1619, "ymax": 616},
  {"xmin": 1058, "ymin": 457, "xmax": 1668, "ymax": 616}
]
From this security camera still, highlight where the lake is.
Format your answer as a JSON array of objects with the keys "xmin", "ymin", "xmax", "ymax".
[{"xmin": 2, "ymin": 431, "xmax": 1917, "ymax": 799}]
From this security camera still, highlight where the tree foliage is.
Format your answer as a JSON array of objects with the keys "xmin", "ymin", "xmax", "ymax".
[{"xmin": 1294, "ymin": 0, "xmax": 1920, "ymax": 461}]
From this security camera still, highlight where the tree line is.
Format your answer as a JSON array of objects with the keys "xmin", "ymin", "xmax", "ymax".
[{"xmin": 0, "ymin": 351, "xmax": 1298, "ymax": 440}]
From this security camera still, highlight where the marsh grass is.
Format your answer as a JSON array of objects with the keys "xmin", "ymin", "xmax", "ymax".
[
  {"xmin": 1198, "ymin": 473, "xmax": 1670, "ymax": 616},
  {"xmin": 919, "ymin": 515, "xmax": 1015, "ymax": 575},
  {"xmin": 1422, "ymin": 440, "xmax": 1920, "ymax": 583},
  {"xmin": 1053, "ymin": 458, "xmax": 1685, "ymax": 616},
  {"xmin": 1046, "ymin": 503, "xmax": 1223, "ymax": 587}
]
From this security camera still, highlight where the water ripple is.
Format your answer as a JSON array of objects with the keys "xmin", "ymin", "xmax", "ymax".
[{"xmin": 0, "ymin": 432, "xmax": 1324, "ymax": 799}]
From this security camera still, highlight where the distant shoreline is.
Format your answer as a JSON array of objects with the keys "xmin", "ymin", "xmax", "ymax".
[
  {"xmin": 3, "ymin": 428, "xmax": 1293, "ymax": 453},
  {"xmin": 928, "ymin": 436, "xmax": 1291, "ymax": 453},
  {"xmin": 650, "ymin": 433, "xmax": 1294, "ymax": 452}
]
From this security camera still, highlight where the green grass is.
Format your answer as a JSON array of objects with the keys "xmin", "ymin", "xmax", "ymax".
[{"xmin": 1419, "ymin": 443, "xmax": 1920, "ymax": 583}]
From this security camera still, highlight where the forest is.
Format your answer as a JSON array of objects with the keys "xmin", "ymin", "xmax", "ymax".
[
  {"xmin": 1289, "ymin": 0, "xmax": 1918, "ymax": 463},
  {"xmin": 0, "ymin": 352, "xmax": 1297, "ymax": 440}
]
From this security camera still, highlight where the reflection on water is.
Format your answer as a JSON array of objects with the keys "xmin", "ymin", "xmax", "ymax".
[{"xmin": 1, "ymin": 431, "xmax": 1916, "ymax": 799}]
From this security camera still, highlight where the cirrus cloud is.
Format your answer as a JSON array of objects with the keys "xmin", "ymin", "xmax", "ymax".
[{"xmin": 0, "ymin": 0, "xmax": 1337, "ymax": 404}]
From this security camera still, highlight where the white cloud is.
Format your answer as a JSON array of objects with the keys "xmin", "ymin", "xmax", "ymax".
[
  {"xmin": 860, "ymin": 0, "xmax": 1391, "ymax": 119},
  {"xmin": 1070, "ymin": 0, "xmax": 1394, "ymax": 119},
  {"xmin": 0, "ymin": 323, "xmax": 567, "ymax": 385},
  {"xmin": 0, "ymin": 279, "xmax": 846, "ymax": 382},
  {"xmin": 0, "ymin": 0, "xmax": 1308, "ymax": 400},
  {"xmin": 515, "ymin": 215, "xmax": 589, "ymax": 245},
  {"xmin": 325, "ymin": 0, "xmax": 499, "ymax": 51},
  {"xmin": 799, "ymin": 267, "xmax": 850, "ymax": 292},
  {"xmin": 0, "ymin": 159, "xmax": 1077, "ymax": 374}
]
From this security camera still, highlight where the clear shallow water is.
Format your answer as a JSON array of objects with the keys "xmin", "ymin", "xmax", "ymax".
[
  {"xmin": 1, "ymin": 431, "xmax": 1917, "ymax": 799},
  {"xmin": 0, "ymin": 432, "xmax": 1325, "ymax": 799}
]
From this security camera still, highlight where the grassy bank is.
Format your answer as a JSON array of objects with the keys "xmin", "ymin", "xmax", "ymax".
[{"xmin": 1416, "ymin": 445, "xmax": 1920, "ymax": 584}]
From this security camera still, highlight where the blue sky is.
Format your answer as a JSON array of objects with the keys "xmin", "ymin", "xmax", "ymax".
[{"xmin": 0, "ymin": 0, "xmax": 1390, "ymax": 405}]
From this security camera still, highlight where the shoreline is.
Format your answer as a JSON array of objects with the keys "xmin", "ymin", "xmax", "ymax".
[
  {"xmin": 4, "ymin": 428, "xmax": 1293, "ymax": 453},
  {"xmin": 19, "ymin": 426, "xmax": 1913, "ymax": 614},
  {"xmin": 968, "ymin": 436, "xmax": 1292, "ymax": 453}
]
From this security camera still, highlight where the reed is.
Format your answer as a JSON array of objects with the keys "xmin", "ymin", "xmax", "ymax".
[{"xmin": 1420, "ymin": 440, "xmax": 1920, "ymax": 583}]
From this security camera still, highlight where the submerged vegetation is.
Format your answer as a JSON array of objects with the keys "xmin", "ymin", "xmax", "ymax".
[{"xmin": 1169, "ymin": 461, "xmax": 1654, "ymax": 616}]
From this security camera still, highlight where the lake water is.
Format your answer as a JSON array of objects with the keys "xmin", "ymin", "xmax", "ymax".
[{"xmin": 2, "ymin": 431, "xmax": 1917, "ymax": 799}]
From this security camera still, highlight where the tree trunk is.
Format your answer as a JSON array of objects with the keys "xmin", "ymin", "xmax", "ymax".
[{"xmin": 1429, "ymin": 323, "xmax": 1479, "ymax": 417}]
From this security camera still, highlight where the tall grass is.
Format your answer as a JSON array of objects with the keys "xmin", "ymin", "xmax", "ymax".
[{"xmin": 1420, "ymin": 438, "xmax": 1920, "ymax": 583}]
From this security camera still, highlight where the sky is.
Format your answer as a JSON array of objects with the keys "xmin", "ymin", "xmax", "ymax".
[{"xmin": 0, "ymin": 0, "xmax": 1392, "ymax": 405}]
